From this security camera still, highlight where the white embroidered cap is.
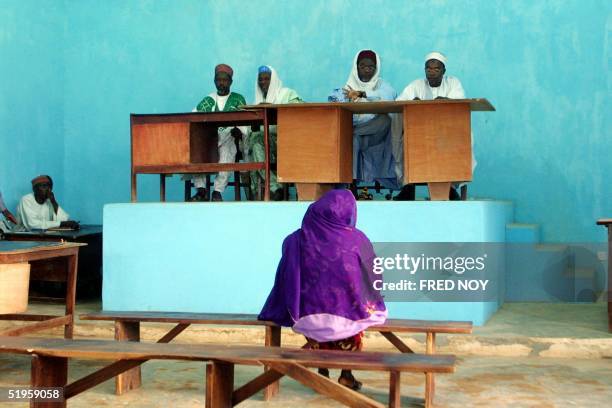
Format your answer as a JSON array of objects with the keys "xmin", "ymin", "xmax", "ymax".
[{"xmin": 425, "ymin": 51, "xmax": 447, "ymax": 65}]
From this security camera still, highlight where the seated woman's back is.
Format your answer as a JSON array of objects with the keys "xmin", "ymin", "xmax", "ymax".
[{"xmin": 258, "ymin": 189, "xmax": 387, "ymax": 340}]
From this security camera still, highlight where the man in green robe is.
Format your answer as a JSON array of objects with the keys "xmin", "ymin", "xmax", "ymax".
[{"xmin": 186, "ymin": 64, "xmax": 248, "ymax": 201}]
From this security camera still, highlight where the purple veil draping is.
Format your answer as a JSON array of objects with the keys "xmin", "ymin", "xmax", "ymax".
[{"xmin": 258, "ymin": 189, "xmax": 387, "ymax": 342}]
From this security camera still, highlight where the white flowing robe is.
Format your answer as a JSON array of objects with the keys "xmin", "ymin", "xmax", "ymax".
[
  {"xmin": 249, "ymin": 66, "xmax": 301, "ymax": 193},
  {"xmin": 396, "ymin": 76, "xmax": 465, "ymax": 101}
]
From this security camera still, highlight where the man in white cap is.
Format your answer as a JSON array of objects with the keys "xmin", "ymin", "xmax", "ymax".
[{"xmin": 392, "ymin": 51, "xmax": 468, "ymax": 200}]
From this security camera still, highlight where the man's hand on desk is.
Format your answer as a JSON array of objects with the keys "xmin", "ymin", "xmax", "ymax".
[
  {"xmin": 60, "ymin": 220, "xmax": 80, "ymax": 230},
  {"xmin": 343, "ymin": 86, "xmax": 365, "ymax": 102}
]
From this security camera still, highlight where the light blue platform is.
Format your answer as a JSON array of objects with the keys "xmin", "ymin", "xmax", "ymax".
[{"xmin": 103, "ymin": 200, "xmax": 513, "ymax": 326}]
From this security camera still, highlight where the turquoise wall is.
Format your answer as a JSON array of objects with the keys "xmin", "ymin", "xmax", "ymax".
[
  {"xmin": 1, "ymin": 0, "xmax": 610, "ymax": 242},
  {"xmin": 0, "ymin": 2, "xmax": 65, "ymax": 211}
]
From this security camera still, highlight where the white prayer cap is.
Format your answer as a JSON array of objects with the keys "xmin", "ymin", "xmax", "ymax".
[{"xmin": 425, "ymin": 51, "xmax": 447, "ymax": 65}]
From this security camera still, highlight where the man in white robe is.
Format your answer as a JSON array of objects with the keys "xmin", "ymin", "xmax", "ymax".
[
  {"xmin": 14, "ymin": 175, "xmax": 79, "ymax": 231},
  {"xmin": 248, "ymin": 65, "xmax": 302, "ymax": 200},
  {"xmin": 392, "ymin": 52, "xmax": 473, "ymax": 200}
]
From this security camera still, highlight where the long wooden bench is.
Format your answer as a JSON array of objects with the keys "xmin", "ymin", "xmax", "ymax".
[
  {"xmin": 79, "ymin": 311, "xmax": 472, "ymax": 405},
  {"xmin": 0, "ymin": 335, "xmax": 455, "ymax": 408}
]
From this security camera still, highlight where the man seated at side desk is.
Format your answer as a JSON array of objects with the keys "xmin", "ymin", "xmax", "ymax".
[{"xmin": 13, "ymin": 175, "xmax": 80, "ymax": 232}]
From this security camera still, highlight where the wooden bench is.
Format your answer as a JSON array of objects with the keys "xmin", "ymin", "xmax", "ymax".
[
  {"xmin": 0, "ymin": 335, "xmax": 455, "ymax": 408},
  {"xmin": 79, "ymin": 311, "xmax": 472, "ymax": 405}
]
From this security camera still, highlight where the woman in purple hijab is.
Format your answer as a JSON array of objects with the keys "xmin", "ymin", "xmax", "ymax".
[{"xmin": 259, "ymin": 189, "xmax": 387, "ymax": 389}]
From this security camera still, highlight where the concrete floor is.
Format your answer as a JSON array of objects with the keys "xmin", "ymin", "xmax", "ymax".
[{"xmin": 1, "ymin": 301, "xmax": 611, "ymax": 407}]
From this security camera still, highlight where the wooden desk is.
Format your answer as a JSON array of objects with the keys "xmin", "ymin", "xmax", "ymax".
[
  {"xmin": 131, "ymin": 110, "xmax": 276, "ymax": 201},
  {"xmin": 596, "ymin": 218, "xmax": 612, "ymax": 331},
  {"xmin": 0, "ymin": 241, "xmax": 84, "ymax": 338},
  {"xmin": 247, "ymin": 99, "xmax": 494, "ymax": 200},
  {"xmin": 5, "ymin": 225, "xmax": 102, "ymax": 300}
]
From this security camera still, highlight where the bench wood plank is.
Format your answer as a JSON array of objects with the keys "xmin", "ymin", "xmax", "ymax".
[
  {"xmin": 1, "ymin": 336, "xmax": 455, "ymax": 408},
  {"xmin": 80, "ymin": 312, "xmax": 473, "ymax": 334},
  {"xmin": 0, "ymin": 336, "xmax": 455, "ymax": 372}
]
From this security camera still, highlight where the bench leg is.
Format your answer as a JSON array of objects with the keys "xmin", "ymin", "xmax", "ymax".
[
  {"xmin": 389, "ymin": 371, "xmax": 401, "ymax": 408},
  {"xmin": 31, "ymin": 354, "xmax": 67, "ymax": 408},
  {"xmin": 425, "ymin": 333, "xmax": 436, "ymax": 408},
  {"xmin": 115, "ymin": 321, "xmax": 141, "ymax": 395},
  {"xmin": 206, "ymin": 362, "xmax": 234, "ymax": 408},
  {"xmin": 263, "ymin": 326, "xmax": 281, "ymax": 401}
]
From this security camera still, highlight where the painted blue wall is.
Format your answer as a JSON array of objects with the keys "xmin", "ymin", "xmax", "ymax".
[
  {"xmin": 0, "ymin": 2, "xmax": 66, "ymax": 212},
  {"xmin": 1, "ymin": 0, "xmax": 610, "ymax": 242}
]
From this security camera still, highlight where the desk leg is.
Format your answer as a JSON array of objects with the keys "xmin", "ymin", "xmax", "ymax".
[
  {"xmin": 295, "ymin": 183, "xmax": 332, "ymax": 201},
  {"xmin": 131, "ymin": 171, "xmax": 137, "ymax": 202},
  {"xmin": 425, "ymin": 332, "xmax": 436, "ymax": 408},
  {"xmin": 160, "ymin": 175, "xmax": 166, "ymax": 202},
  {"xmin": 264, "ymin": 326, "xmax": 281, "ymax": 400},
  {"xmin": 263, "ymin": 109, "xmax": 271, "ymax": 201},
  {"xmin": 115, "ymin": 321, "xmax": 142, "ymax": 395},
  {"xmin": 64, "ymin": 253, "xmax": 78, "ymax": 339},
  {"xmin": 31, "ymin": 354, "xmax": 67, "ymax": 408},
  {"xmin": 428, "ymin": 182, "xmax": 451, "ymax": 201}
]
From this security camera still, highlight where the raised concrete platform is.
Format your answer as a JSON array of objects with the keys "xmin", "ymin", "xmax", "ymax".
[{"xmin": 103, "ymin": 200, "xmax": 513, "ymax": 325}]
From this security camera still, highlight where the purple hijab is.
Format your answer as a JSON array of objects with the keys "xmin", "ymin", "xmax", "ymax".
[{"xmin": 258, "ymin": 189, "xmax": 387, "ymax": 342}]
